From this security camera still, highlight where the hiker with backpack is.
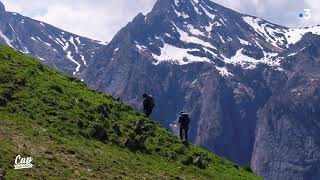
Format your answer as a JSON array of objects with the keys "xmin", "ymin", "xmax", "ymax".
[
  {"xmin": 178, "ymin": 112, "xmax": 191, "ymax": 142},
  {"xmin": 142, "ymin": 94, "xmax": 155, "ymax": 117}
]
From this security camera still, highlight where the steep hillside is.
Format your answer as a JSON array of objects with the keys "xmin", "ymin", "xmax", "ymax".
[
  {"xmin": 0, "ymin": 45, "xmax": 261, "ymax": 179},
  {"xmin": 0, "ymin": 1, "xmax": 104, "ymax": 75}
]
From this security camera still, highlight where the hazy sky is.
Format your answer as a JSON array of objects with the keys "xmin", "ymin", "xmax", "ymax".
[{"xmin": 2, "ymin": 0, "xmax": 320, "ymax": 41}]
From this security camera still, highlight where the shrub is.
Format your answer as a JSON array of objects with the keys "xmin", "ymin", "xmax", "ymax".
[
  {"xmin": 50, "ymin": 84, "xmax": 64, "ymax": 94},
  {"xmin": 91, "ymin": 124, "xmax": 108, "ymax": 142},
  {"xmin": 174, "ymin": 145, "xmax": 187, "ymax": 155},
  {"xmin": 243, "ymin": 164, "xmax": 254, "ymax": 173},
  {"xmin": 38, "ymin": 63, "xmax": 45, "ymax": 72},
  {"xmin": 0, "ymin": 97, "xmax": 8, "ymax": 106},
  {"xmin": 182, "ymin": 156, "xmax": 193, "ymax": 165}
]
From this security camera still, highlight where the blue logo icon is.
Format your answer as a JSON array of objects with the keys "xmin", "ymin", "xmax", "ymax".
[{"xmin": 298, "ymin": 13, "xmax": 304, "ymax": 18}]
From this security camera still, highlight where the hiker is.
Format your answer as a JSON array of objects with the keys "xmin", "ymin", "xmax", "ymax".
[
  {"xmin": 143, "ymin": 94, "xmax": 155, "ymax": 117},
  {"xmin": 178, "ymin": 112, "xmax": 191, "ymax": 142}
]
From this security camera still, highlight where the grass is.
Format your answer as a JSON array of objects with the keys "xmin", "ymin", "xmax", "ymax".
[{"xmin": 0, "ymin": 45, "xmax": 262, "ymax": 179}]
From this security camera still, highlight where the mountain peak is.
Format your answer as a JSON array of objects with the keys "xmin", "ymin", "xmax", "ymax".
[{"xmin": 151, "ymin": 0, "xmax": 220, "ymax": 15}]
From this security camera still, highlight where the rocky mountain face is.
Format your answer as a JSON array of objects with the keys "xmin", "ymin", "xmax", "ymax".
[
  {"xmin": 0, "ymin": 1, "xmax": 105, "ymax": 75},
  {"xmin": 251, "ymin": 33, "xmax": 320, "ymax": 180},
  {"xmin": 80, "ymin": 0, "xmax": 320, "ymax": 179}
]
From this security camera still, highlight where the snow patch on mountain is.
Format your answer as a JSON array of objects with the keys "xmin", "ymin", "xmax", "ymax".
[
  {"xmin": 60, "ymin": 40, "xmax": 82, "ymax": 75},
  {"xmin": 152, "ymin": 43, "xmax": 212, "ymax": 65},
  {"xmin": 174, "ymin": 0, "xmax": 180, "ymax": 6},
  {"xmin": 173, "ymin": 22, "xmax": 216, "ymax": 50},
  {"xmin": 135, "ymin": 41, "xmax": 147, "ymax": 52},
  {"xmin": 238, "ymin": 38, "xmax": 250, "ymax": 45},
  {"xmin": 22, "ymin": 46, "xmax": 30, "ymax": 54},
  {"xmin": 222, "ymin": 49, "xmax": 280, "ymax": 69},
  {"xmin": 243, "ymin": 16, "xmax": 320, "ymax": 48},
  {"xmin": 242, "ymin": 16, "xmax": 286, "ymax": 48},
  {"xmin": 66, "ymin": 50, "xmax": 81, "ymax": 75},
  {"xmin": 69, "ymin": 37, "xmax": 79, "ymax": 53},
  {"xmin": 204, "ymin": 22, "xmax": 221, "ymax": 34},
  {"xmin": 284, "ymin": 26, "xmax": 320, "ymax": 45},
  {"xmin": 190, "ymin": 0, "xmax": 202, "ymax": 15},
  {"xmin": 187, "ymin": 24, "xmax": 205, "ymax": 37},
  {"xmin": 36, "ymin": 55, "xmax": 45, "ymax": 61},
  {"xmin": 216, "ymin": 66, "xmax": 233, "ymax": 77},
  {"xmin": 200, "ymin": 4, "xmax": 216, "ymax": 20},
  {"xmin": 36, "ymin": 36, "xmax": 51, "ymax": 47},
  {"xmin": 0, "ymin": 30, "xmax": 13, "ymax": 48},
  {"xmin": 80, "ymin": 55, "xmax": 87, "ymax": 66}
]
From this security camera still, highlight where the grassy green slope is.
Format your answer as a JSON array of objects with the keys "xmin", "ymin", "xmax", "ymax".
[{"xmin": 0, "ymin": 46, "xmax": 261, "ymax": 179}]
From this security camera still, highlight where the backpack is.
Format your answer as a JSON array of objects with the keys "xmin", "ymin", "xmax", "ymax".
[
  {"xmin": 179, "ymin": 113, "xmax": 190, "ymax": 127},
  {"xmin": 144, "ymin": 95, "xmax": 155, "ymax": 109}
]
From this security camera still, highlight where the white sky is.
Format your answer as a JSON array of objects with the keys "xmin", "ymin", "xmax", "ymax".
[{"xmin": 1, "ymin": 0, "xmax": 320, "ymax": 41}]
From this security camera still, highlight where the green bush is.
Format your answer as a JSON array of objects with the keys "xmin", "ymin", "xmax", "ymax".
[
  {"xmin": 182, "ymin": 156, "xmax": 193, "ymax": 165},
  {"xmin": 0, "ymin": 97, "xmax": 8, "ymax": 106},
  {"xmin": 50, "ymin": 84, "xmax": 64, "ymax": 94},
  {"xmin": 91, "ymin": 123, "xmax": 108, "ymax": 142},
  {"xmin": 243, "ymin": 164, "xmax": 254, "ymax": 173}
]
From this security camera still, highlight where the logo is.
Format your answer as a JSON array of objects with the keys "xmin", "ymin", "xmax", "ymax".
[
  {"xmin": 299, "ymin": 9, "xmax": 312, "ymax": 20},
  {"xmin": 14, "ymin": 155, "xmax": 33, "ymax": 170}
]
